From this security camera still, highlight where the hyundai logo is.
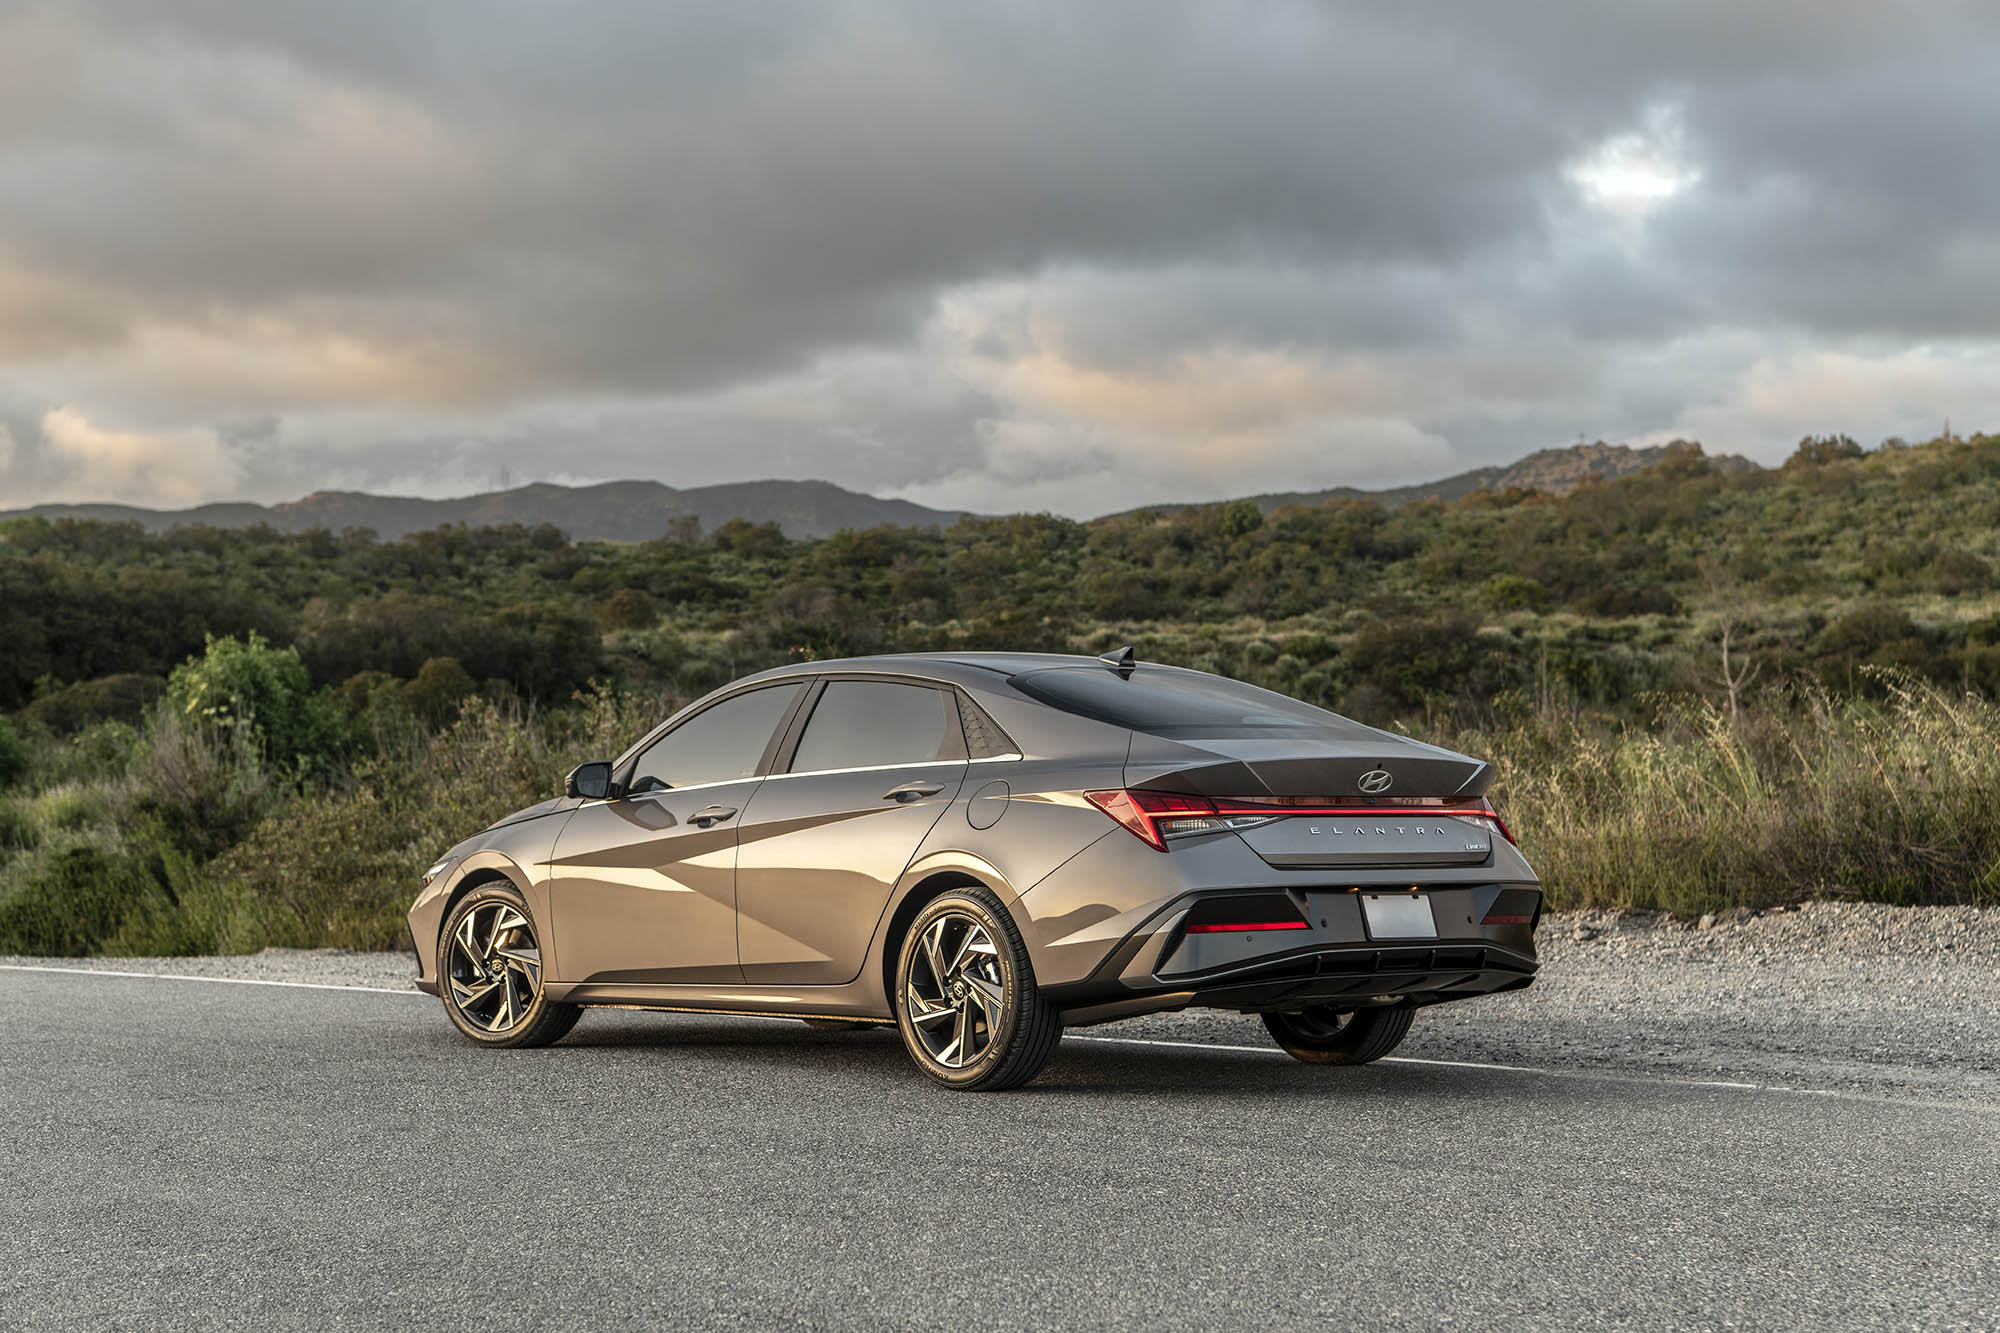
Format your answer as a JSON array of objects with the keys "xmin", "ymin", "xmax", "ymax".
[{"xmin": 1357, "ymin": 768, "xmax": 1394, "ymax": 794}]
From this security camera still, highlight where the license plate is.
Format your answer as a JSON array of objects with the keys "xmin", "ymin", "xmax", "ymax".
[{"xmin": 1361, "ymin": 893, "xmax": 1437, "ymax": 939}]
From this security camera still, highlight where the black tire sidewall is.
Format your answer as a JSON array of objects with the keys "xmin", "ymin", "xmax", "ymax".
[
  {"xmin": 439, "ymin": 883, "xmax": 565, "ymax": 1049},
  {"xmin": 894, "ymin": 889, "xmax": 1031, "ymax": 1089},
  {"xmin": 1264, "ymin": 1005, "xmax": 1413, "ymax": 1065}
]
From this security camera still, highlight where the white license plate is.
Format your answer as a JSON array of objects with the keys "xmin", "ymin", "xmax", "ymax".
[{"xmin": 1361, "ymin": 893, "xmax": 1437, "ymax": 939}]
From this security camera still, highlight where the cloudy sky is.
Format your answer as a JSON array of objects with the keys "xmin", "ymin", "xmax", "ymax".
[{"xmin": 2, "ymin": 1, "xmax": 1997, "ymax": 517}]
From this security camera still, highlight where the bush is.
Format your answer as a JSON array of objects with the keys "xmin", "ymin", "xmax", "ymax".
[
  {"xmin": 597, "ymin": 588, "xmax": 659, "ymax": 631},
  {"xmin": 0, "ymin": 800, "xmax": 38, "ymax": 852},
  {"xmin": 404, "ymin": 657, "xmax": 477, "ymax": 728},
  {"xmin": 0, "ymin": 716, "xmax": 27, "ymax": 788},
  {"xmin": 166, "ymin": 632, "xmax": 345, "ymax": 773},
  {"xmin": 0, "ymin": 847, "xmax": 164, "ymax": 955},
  {"xmin": 127, "ymin": 710, "xmax": 277, "ymax": 860},
  {"xmin": 15, "ymin": 673, "xmax": 166, "ymax": 736}
]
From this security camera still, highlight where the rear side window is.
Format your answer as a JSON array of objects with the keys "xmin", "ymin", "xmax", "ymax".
[
  {"xmin": 1008, "ymin": 667, "xmax": 1365, "ymax": 739},
  {"xmin": 627, "ymin": 683, "xmax": 804, "ymax": 792},
  {"xmin": 789, "ymin": 681, "xmax": 956, "ymax": 772}
]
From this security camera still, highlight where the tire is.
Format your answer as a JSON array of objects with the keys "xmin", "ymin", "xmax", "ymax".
[
  {"xmin": 894, "ymin": 886, "xmax": 1062, "ymax": 1091},
  {"xmin": 439, "ymin": 882, "xmax": 582, "ymax": 1049},
  {"xmin": 1262, "ymin": 1005, "xmax": 1414, "ymax": 1065}
]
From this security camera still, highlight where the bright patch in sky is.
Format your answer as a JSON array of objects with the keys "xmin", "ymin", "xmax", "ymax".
[{"xmin": 1568, "ymin": 119, "xmax": 1700, "ymax": 217}]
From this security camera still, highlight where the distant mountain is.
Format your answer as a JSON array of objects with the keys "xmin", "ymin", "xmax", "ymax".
[
  {"xmin": 1120, "ymin": 440, "xmax": 1760, "ymax": 518},
  {"xmin": 1, "ymin": 441, "xmax": 1759, "ymax": 542},
  {"xmin": 0, "ymin": 478, "xmax": 968, "ymax": 542}
]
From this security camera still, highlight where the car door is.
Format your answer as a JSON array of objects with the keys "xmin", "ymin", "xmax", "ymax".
[
  {"xmin": 547, "ymin": 681, "xmax": 807, "ymax": 985},
  {"xmin": 734, "ymin": 678, "xmax": 969, "ymax": 984}
]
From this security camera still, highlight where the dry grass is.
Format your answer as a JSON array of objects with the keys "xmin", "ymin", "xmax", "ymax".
[{"xmin": 1444, "ymin": 675, "xmax": 2000, "ymax": 914}]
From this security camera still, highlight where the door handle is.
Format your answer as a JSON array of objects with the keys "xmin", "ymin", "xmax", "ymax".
[
  {"xmin": 689, "ymin": 804, "xmax": 738, "ymax": 827},
  {"xmin": 882, "ymin": 781, "xmax": 945, "ymax": 803}
]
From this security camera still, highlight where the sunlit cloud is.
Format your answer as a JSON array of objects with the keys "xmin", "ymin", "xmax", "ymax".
[
  {"xmin": 1567, "ymin": 109, "xmax": 1701, "ymax": 219},
  {"xmin": 33, "ymin": 407, "xmax": 240, "ymax": 505}
]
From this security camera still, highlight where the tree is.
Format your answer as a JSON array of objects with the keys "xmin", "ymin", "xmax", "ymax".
[
  {"xmin": 403, "ymin": 657, "xmax": 478, "ymax": 728},
  {"xmin": 1785, "ymin": 434, "xmax": 1864, "ymax": 467},
  {"xmin": 597, "ymin": 588, "xmax": 659, "ymax": 631}
]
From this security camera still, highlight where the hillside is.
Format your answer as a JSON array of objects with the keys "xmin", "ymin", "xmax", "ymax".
[
  {"xmin": 1130, "ymin": 440, "xmax": 1758, "ymax": 517},
  {"xmin": 1, "ymin": 440, "xmax": 1755, "ymax": 540},
  {"xmin": 0, "ymin": 478, "xmax": 968, "ymax": 542},
  {"xmin": 3, "ymin": 430, "xmax": 1998, "ymax": 955}
]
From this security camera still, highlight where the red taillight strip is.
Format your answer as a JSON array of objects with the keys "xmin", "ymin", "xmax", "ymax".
[
  {"xmin": 1185, "ymin": 920, "xmax": 1309, "ymax": 934},
  {"xmin": 1086, "ymin": 790, "xmax": 1517, "ymax": 849}
]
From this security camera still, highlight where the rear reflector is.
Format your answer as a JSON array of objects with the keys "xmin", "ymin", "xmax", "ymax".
[
  {"xmin": 1185, "ymin": 920, "xmax": 1309, "ymax": 934},
  {"xmin": 1481, "ymin": 914, "xmax": 1532, "ymax": 925}
]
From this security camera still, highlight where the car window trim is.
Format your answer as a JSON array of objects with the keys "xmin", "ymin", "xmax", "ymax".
[
  {"xmin": 774, "ymin": 675, "xmax": 967, "ymax": 776},
  {"xmin": 616, "ymin": 679, "xmax": 815, "ymax": 794}
]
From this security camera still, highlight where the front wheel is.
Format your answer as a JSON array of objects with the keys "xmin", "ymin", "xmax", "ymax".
[
  {"xmin": 894, "ymin": 887, "xmax": 1062, "ymax": 1091},
  {"xmin": 439, "ymin": 883, "xmax": 581, "ymax": 1049},
  {"xmin": 1263, "ymin": 1005, "xmax": 1413, "ymax": 1065}
]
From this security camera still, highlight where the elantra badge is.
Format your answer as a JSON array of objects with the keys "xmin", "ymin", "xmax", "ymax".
[{"xmin": 1357, "ymin": 768, "xmax": 1393, "ymax": 794}]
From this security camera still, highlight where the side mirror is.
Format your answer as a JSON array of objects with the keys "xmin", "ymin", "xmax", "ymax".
[{"xmin": 565, "ymin": 761, "xmax": 615, "ymax": 801}]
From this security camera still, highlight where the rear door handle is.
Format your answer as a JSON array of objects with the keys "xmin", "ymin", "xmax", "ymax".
[
  {"xmin": 882, "ymin": 780, "xmax": 945, "ymax": 803},
  {"xmin": 689, "ymin": 804, "xmax": 738, "ymax": 827}
]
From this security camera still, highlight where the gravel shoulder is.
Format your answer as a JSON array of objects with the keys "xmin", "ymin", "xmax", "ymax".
[{"xmin": 10, "ymin": 901, "xmax": 1997, "ymax": 1103}]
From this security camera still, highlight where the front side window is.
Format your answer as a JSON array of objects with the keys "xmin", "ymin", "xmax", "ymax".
[
  {"xmin": 789, "ymin": 681, "xmax": 955, "ymax": 773},
  {"xmin": 627, "ymin": 683, "xmax": 804, "ymax": 793}
]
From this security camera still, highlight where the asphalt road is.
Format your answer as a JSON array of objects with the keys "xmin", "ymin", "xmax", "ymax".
[{"xmin": 3, "ymin": 968, "xmax": 1995, "ymax": 1330}]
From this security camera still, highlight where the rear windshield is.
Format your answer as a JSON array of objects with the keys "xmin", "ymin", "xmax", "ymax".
[{"xmin": 1008, "ymin": 667, "xmax": 1359, "ymax": 737}]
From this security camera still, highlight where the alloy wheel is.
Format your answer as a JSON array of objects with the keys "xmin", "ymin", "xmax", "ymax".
[
  {"xmin": 903, "ymin": 912, "xmax": 1006, "ymax": 1069},
  {"xmin": 447, "ymin": 901, "xmax": 544, "ymax": 1034}
]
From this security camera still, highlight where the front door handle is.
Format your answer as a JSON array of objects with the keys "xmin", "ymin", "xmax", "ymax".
[
  {"xmin": 689, "ymin": 804, "xmax": 738, "ymax": 828},
  {"xmin": 883, "ymin": 781, "xmax": 945, "ymax": 803}
]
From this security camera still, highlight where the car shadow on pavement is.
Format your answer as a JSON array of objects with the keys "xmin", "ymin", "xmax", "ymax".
[{"xmin": 540, "ymin": 1011, "xmax": 1555, "ymax": 1102}]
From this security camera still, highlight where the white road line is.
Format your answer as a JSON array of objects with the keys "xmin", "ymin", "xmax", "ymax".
[
  {"xmin": 0, "ymin": 963, "xmax": 418, "ymax": 995},
  {"xmin": 1064, "ymin": 1032, "xmax": 1994, "ymax": 1110},
  {"xmin": 3, "ymin": 963, "xmax": 1989, "ymax": 1112}
]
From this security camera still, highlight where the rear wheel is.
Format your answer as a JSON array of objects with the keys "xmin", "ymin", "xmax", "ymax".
[
  {"xmin": 894, "ymin": 887, "xmax": 1061, "ymax": 1090},
  {"xmin": 440, "ymin": 883, "xmax": 581, "ymax": 1049},
  {"xmin": 1263, "ymin": 1005, "xmax": 1413, "ymax": 1065}
]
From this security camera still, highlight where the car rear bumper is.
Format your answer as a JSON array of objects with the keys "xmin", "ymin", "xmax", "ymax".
[
  {"xmin": 1057, "ymin": 935, "xmax": 1537, "ymax": 1025},
  {"xmin": 1015, "ymin": 821, "xmax": 1543, "ymax": 1011}
]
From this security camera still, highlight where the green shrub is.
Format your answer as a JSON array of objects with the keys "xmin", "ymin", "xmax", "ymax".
[
  {"xmin": 127, "ymin": 710, "xmax": 276, "ymax": 860},
  {"xmin": 0, "ymin": 847, "xmax": 165, "ymax": 955},
  {"xmin": 15, "ymin": 674, "xmax": 166, "ymax": 736},
  {"xmin": 0, "ymin": 716, "xmax": 28, "ymax": 788},
  {"xmin": 0, "ymin": 800, "xmax": 38, "ymax": 852},
  {"xmin": 403, "ymin": 657, "xmax": 477, "ymax": 728},
  {"xmin": 28, "ymin": 785, "xmax": 100, "ymax": 835},
  {"xmin": 166, "ymin": 632, "xmax": 345, "ymax": 773}
]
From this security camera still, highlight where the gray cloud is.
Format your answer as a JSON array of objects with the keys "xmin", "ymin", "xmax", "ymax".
[{"xmin": 0, "ymin": 1, "xmax": 1997, "ymax": 515}]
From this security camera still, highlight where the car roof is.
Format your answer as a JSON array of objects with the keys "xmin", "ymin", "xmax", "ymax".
[{"xmin": 734, "ymin": 651, "xmax": 1113, "ymax": 688}]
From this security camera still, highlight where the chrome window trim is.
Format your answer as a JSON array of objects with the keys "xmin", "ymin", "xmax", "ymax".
[
  {"xmin": 765, "ymin": 753, "xmax": 1024, "ymax": 782},
  {"xmin": 763, "ymin": 759, "xmax": 965, "ymax": 783}
]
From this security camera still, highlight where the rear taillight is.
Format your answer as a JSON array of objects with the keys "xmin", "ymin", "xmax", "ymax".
[
  {"xmin": 1087, "ymin": 790, "xmax": 1517, "ymax": 849},
  {"xmin": 1085, "ymin": 790, "xmax": 1230, "ymax": 850},
  {"xmin": 1185, "ymin": 919, "xmax": 1309, "ymax": 934}
]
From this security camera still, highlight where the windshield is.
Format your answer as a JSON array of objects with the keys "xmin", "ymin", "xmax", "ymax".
[{"xmin": 1008, "ymin": 666, "xmax": 1367, "ymax": 738}]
